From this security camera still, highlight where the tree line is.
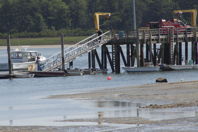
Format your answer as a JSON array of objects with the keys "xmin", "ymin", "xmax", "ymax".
[{"xmin": 0, "ymin": 0, "xmax": 197, "ymax": 36}]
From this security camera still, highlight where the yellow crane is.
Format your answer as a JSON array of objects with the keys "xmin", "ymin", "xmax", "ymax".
[
  {"xmin": 173, "ymin": 9, "xmax": 197, "ymax": 27},
  {"xmin": 94, "ymin": 12, "xmax": 111, "ymax": 32}
]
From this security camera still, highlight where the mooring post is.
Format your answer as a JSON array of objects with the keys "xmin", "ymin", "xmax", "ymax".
[
  {"xmin": 61, "ymin": 34, "xmax": 65, "ymax": 71},
  {"xmin": 7, "ymin": 34, "xmax": 13, "ymax": 77}
]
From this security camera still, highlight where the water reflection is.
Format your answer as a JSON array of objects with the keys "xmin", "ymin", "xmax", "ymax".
[
  {"xmin": 98, "ymin": 112, "xmax": 104, "ymax": 125},
  {"xmin": 9, "ymin": 106, "xmax": 13, "ymax": 126},
  {"xmin": 96, "ymin": 101, "xmax": 134, "ymax": 108}
]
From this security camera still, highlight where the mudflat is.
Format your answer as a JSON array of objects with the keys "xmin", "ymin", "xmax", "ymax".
[
  {"xmin": 1, "ymin": 81, "xmax": 198, "ymax": 132},
  {"xmin": 49, "ymin": 80, "xmax": 198, "ymax": 106}
]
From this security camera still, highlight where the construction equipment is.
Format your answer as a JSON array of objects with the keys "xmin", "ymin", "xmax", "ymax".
[
  {"xmin": 94, "ymin": 12, "xmax": 111, "ymax": 32},
  {"xmin": 173, "ymin": 9, "xmax": 197, "ymax": 27}
]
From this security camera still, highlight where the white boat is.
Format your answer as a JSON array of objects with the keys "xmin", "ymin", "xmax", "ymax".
[
  {"xmin": 0, "ymin": 49, "xmax": 46, "ymax": 71},
  {"xmin": 123, "ymin": 66, "xmax": 160, "ymax": 72},
  {"xmin": 160, "ymin": 65, "xmax": 194, "ymax": 71},
  {"xmin": 169, "ymin": 65, "xmax": 193, "ymax": 70}
]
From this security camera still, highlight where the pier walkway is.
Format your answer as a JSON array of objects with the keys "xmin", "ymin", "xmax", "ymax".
[{"xmin": 42, "ymin": 31, "xmax": 111, "ymax": 71}]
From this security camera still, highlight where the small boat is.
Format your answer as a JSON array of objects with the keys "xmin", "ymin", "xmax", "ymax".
[
  {"xmin": 123, "ymin": 66, "xmax": 160, "ymax": 72},
  {"xmin": 0, "ymin": 49, "xmax": 46, "ymax": 71},
  {"xmin": 160, "ymin": 64, "xmax": 194, "ymax": 71}
]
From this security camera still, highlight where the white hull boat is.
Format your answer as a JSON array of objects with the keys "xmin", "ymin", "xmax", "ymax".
[
  {"xmin": 169, "ymin": 65, "xmax": 193, "ymax": 70},
  {"xmin": 0, "ymin": 49, "xmax": 46, "ymax": 71},
  {"xmin": 123, "ymin": 66, "xmax": 160, "ymax": 72}
]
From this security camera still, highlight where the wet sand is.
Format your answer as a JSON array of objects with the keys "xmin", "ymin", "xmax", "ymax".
[
  {"xmin": 47, "ymin": 80, "xmax": 198, "ymax": 131},
  {"xmin": 0, "ymin": 126, "xmax": 113, "ymax": 132},
  {"xmin": 49, "ymin": 80, "xmax": 198, "ymax": 106}
]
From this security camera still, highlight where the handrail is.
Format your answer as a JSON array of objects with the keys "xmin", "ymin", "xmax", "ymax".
[
  {"xmin": 42, "ymin": 31, "xmax": 111, "ymax": 71},
  {"xmin": 46, "ymin": 33, "xmax": 97, "ymax": 61}
]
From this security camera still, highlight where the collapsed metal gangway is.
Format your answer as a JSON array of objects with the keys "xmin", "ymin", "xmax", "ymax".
[{"xmin": 42, "ymin": 31, "xmax": 112, "ymax": 71}]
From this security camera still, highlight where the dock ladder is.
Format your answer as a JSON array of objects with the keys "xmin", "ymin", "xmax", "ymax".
[{"xmin": 42, "ymin": 31, "xmax": 112, "ymax": 71}]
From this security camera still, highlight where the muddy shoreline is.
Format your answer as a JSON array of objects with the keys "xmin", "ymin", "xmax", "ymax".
[{"xmin": 1, "ymin": 81, "xmax": 198, "ymax": 131}]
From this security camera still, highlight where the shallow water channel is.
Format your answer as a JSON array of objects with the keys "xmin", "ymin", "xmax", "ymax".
[{"xmin": 0, "ymin": 47, "xmax": 198, "ymax": 130}]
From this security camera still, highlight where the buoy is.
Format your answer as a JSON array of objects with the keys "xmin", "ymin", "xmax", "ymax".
[{"xmin": 107, "ymin": 76, "xmax": 112, "ymax": 80}]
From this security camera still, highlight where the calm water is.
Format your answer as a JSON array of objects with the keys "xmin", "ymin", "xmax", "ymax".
[{"xmin": 0, "ymin": 47, "xmax": 198, "ymax": 126}]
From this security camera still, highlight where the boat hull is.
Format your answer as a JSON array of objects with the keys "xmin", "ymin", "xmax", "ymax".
[
  {"xmin": 123, "ymin": 66, "xmax": 160, "ymax": 72},
  {"xmin": 160, "ymin": 65, "xmax": 197, "ymax": 71},
  {"xmin": 0, "ymin": 62, "xmax": 36, "ymax": 71}
]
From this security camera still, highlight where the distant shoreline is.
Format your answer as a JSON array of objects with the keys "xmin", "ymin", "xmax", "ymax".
[{"xmin": 0, "ymin": 45, "xmax": 72, "ymax": 50}]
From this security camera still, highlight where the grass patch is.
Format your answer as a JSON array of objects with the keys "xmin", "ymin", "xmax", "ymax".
[{"xmin": 0, "ymin": 36, "xmax": 87, "ymax": 46}]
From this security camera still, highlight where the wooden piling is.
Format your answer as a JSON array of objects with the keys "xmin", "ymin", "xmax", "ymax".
[
  {"xmin": 161, "ymin": 43, "xmax": 165, "ymax": 64},
  {"xmin": 185, "ymin": 29, "xmax": 188, "ymax": 64},
  {"xmin": 146, "ymin": 42, "xmax": 149, "ymax": 62},
  {"xmin": 153, "ymin": 43, "xmax": 157, "ymax": 66},
  {"xmin": 136, "ymin": 31, "xmax": 140, "ymax": 67},
  {"xmin": 88, "ymin": 52, "xmax": 91, "ymax": 69},
  {"xmin": 91, "ymin": 50, "xmax": 96, "ymax": 70},
  {"xmin": 69, "ymin": 61, "xmax": 73, "ymax": 69},
  {"xmin": 61, "ymin": 34, "xmax": 65, "ymax": 71},
  {"xmin": 114, "ymin": 45, "xmax": 120, "ymax": 73},
  {"xmin": 149, "ymin": 30, "xmax": 153, "ymax": 64},
  {"xmin": 101, "ymin": 45, "xmax": 107, "ymax": 70},
  {"xmin": 7, "ymin": 34, "xmax": 12, "ymax": 77},
  {"xmin": 179, "ymin": 42, "xmax": 182, "ymax": 65},
  {"xmin": 126, "ymin": 44, "xmax": 130, "ymax": 66},
  {"xmin": 131, "ymin": 44, "xmax": 135, "ymax": 67},
  {"xmin": 176, "ymin": 29, "xmax": 179, "ymax": 65}
]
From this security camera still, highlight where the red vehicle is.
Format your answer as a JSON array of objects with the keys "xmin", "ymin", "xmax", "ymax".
[{"xmin": 146, "ymin": 19, "xmax": 192, "ymax": 34}]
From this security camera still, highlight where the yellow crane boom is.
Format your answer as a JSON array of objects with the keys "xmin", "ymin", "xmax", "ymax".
[
  {"xmin": 94, "ymin": 12, "xmax": 111, "ymax": 32},
  {"xmin": 173, "ymin": 9, "xmax": 197, "ymax": 27}
]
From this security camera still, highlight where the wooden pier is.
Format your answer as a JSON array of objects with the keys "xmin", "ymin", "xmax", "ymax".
[
  {"xmin": 88, "ymin": 28, "xmax": 198, "ymax": 73},
  {"xmin": 1, "ymin": 27, "xmax": 198, "ymax": 78}
]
